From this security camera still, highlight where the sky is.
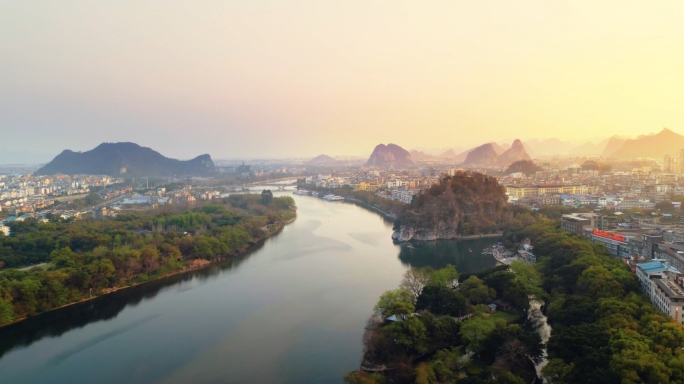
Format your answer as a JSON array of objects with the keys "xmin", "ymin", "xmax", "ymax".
[{"xmin": 3, "ymin": 1, "xmax": 684, "ymax": 162}]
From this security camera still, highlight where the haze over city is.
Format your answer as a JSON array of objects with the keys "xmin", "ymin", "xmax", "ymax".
[
  {"xmin": 6, "ymin": 2, "xmax": 684, "ymax": 384},
  {"xmin": 3, "ymin": 1, "xmax": 684, "ymax": 162}
]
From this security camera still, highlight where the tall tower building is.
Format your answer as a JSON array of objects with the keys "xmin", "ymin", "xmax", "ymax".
[
  {"xmin": 664, "ymin": 154, "xmax": 673, "ymax": 173},
  {"xmin": 679, "ymin": 149, "xmax": 684, "ymax": 174}
]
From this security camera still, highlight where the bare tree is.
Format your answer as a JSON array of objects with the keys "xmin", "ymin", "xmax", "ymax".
[{"xmin": 400, "ymin": 267, "xmax": 433, "ymax": 302}]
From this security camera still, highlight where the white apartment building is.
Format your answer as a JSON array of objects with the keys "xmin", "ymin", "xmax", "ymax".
[
  {"xmin": 636, "ymin": 261, "xmax": 684, "ymax": 325},
  {"xmin": 390, "ymin": 189, "xmax": 415, "ymax": 204}
]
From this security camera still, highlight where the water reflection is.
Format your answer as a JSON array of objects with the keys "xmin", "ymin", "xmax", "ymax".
[
  {"xmin": 0, "ymin": 239, "xmax": 267, "ymax": 359},
  {"xmin": 398, "ymin": 237, "xmax": 498, "ymax": 272},
  {"xmin": 0, "ymin": 193, "xmax": 502, "ymax": 384}
]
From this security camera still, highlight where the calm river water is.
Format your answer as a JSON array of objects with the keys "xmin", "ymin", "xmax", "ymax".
[{"xmin": 0, "ymin": 192, "xmax": 497, "ymax": 384}]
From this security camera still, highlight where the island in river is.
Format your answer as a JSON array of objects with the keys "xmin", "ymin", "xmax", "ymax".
[{"xmin": 0, "ymin": 192, "xmax": 296, "ymax": 327}]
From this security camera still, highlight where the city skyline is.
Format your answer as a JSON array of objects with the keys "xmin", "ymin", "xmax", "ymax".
[{"xmin": 4, "ymin": 1, "xmax": 684, "ymax": 161}]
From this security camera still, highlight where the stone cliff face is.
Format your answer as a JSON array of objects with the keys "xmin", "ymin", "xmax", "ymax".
[
  {"xmin": 392, "ymin": 172, "xmax": 508, "ymax": 242},
  {"xmin": 392, "ymin": 225, "xmax": 461, "ymax": 242},
  {"xmin": 366, "ymin": 144, "xmax": 413, "ymax": 167}
]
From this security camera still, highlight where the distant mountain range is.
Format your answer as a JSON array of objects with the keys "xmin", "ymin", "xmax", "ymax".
[
  {"xmin": 463, "ymin": 139, "xmax": 531, "ymax": 167},
  {"xmin": 409, "ymin": 150, "xmax": 433, "ymax": 162},
  {"xmin": 463, "ymin": 143, "xmax": 499, "ymax": 166},
  {"xmin": 306, "ymin": 154, "xmax": 338, "ymax": 165},
  {"xmin": 601, "ymin": 136, "xmax": 627, "ymax": 157},
  {"xmin": 608, "ymin": 128, "xmax": 684, "ymax": 159},
  {"xmin": 410, "ymin": 128, "xmax": 684, "ymax": 162},
  {"xmin": 366, "ymin": 144, "xmax": 413, "ymax": 167},
  {"xmin": 35, "ymin": 142, "xmax": 215, "ymax": 176},
  {"xmin": 453, "ymin": 142, "xmax": 505, "ymax": 163}
]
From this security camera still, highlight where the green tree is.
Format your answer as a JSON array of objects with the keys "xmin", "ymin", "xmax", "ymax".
[
  {"xmin": 609, "ymin": 331, "xmax": 670, "ymax": 384},
  {"xmin": 542, "ymin": 359, "xmax": 575, "ymax": 384},
  {"xmin": 386, "ymin": 316, "xmax": 429, "ymax": 354},
  {"xmin": 459, "ymin": 276, "xmax": 496, "ymax": 304},
  {"xmin": 261, "ymin": 189, "xmax": 274, "ymax": 205},
  {"xmin": 459, "ymin": 315, "xmax": 502, "ymax": 353},
  {"xmin": 343, "ymin": 371, "xmax": 387, "ymax": 384},
  {"xmin": 416, "ymin": 284, "xmax": 468, "ymax": 316},
  {"xmin": 431, "ymin": 265, "xmax": 459, "ymax": 286},
  {"xmin": 374, "ymin": 288, "xmax": 414, "ymax": 319},
  {"xmin": 509, "ymin": 260, "xmax": 543, "ymax": 298},
  {"xmin": 0, "ymin": 299, "xmax": 14, "ymax": 325}
]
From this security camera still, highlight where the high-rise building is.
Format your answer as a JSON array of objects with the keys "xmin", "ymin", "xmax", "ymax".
[
  {"xmin": 679, "ymin": 149, "xmax": 684, "ymax": 174},
  {"xmin": 664, "ymin": 154, "xmax": 673, "ymax": 173}
]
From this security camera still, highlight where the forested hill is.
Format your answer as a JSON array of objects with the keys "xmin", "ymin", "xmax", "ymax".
[
  {"xmin": 504, "ymin": 159, "xmax": 541, "ymax": 175},
  {"xmin": 392, "ymin": 172, "xmax": 509, "ymax": 241},
  {"xmin": 35, "ymin": 142, "xmax": 214, "ymax": 177},
  {"xmin": 346, "ymin": 216, "xmax": 684, "ymax": 384},
  {"xmin": 0, "ymin": 194, "xmax": 295, "ymax": 327}
]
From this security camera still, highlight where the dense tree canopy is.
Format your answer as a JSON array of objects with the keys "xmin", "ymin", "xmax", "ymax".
[
  {"xmin": 0, "ymin": 194, "xmax": 296, "ymax": 326},
  {"xmin": 508, "ymin": 222, "xmax": 684, "ymax": 384},
  {"xmin": 349, "ymin": 216, "xmax": 684, "ymax": 384}
]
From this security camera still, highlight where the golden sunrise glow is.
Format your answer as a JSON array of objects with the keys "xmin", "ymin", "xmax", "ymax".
[{"xmin": 2, "ymin": 1, "xmax": 684, "ymax": 158}]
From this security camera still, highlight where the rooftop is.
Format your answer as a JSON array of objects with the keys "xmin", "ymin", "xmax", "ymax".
[
  {"xmin": 637, "ymin": 260, "xmax": 681, "ymax": 274},
  {"xmin": 655, "ymin": 279, "xmax": 684, "ymax": 299}
]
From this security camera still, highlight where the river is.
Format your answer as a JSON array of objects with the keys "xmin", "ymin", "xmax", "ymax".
[{"xmin": 0, "ymin": 191, "xmax": 498, "ymax": 384}]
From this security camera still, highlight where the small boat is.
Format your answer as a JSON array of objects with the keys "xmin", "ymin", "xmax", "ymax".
[
  {"xmin": 322, "ymin": 194, "xmax": 344, "ymax": 201},
  {"xmin": 469, "ymin": 248, "xmax": 473, "ymax": 252}
]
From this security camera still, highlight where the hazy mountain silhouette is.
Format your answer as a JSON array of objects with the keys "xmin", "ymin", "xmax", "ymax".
[
  {"xmin": 35, "ymin": 142, "xmax": 214, "ymax": 176},
  {"xmin": 610, "ymin": 128, "xmax": 684, "ymax": 159},
  {"xmin": 410, "ymin": 150, "xmax": 433, "ymax": 161},
  {"xmin": 306, "ymin": 154, "xmax": 337, "ymax": 165},
  {"xmin": 366, "ymin": 144, "xmax": 413, "ymax": 167},
  {"xmin": 497, "ymin": 139, "xmax": 531, "ymax": 166},
  {"xmin": 463, "ymin": 143, "xmax": 499, "ymax": 166},
  {"xmin": 455, "ymin": 142, "xmax": 501, "ymax": 162},
  {"xmin": 601, "ymin": 136, "xmax": 627, "ymax": 157},
  {"xmin": 438, "ymin": 149, "xmax": 457, "ymax": 158}
]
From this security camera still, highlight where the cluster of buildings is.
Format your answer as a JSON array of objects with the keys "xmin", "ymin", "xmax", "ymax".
[
  {"xmin": 559, "ymin": 212, "xmax": 684, "ymax": 324},
  {"xmin": 217, "ymin": 162, "xmax": 307, "ymax": 178},
  {"xmin": 501, "ymin": 160, "xmax": 684, "ymax": 211},
  {"xmin": 304, "ymin": 169, "xmax": 452, "ymax": 204},
  {"xmin": 0, "ymin": 210, "xmax": 90, "ymax": 235},
  {"xmin": 92, "ymin": 187, "xmax": 223, "ymax": 219},
  {"xmin": 0, "ymin": 174, "xmax": 124, "ymax": 215}
]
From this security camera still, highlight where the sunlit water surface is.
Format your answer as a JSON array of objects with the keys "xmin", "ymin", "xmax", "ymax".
[{"xmin": 0, "ymin": 192, "xmax": 497, "ymax": 384}]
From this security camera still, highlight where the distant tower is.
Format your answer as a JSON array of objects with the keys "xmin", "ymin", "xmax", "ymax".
[
  {"xmin": 664, "ymin": 154, "xmax": 673, "ymax": 173},
  {"xmin": 679, "ymin": 149, "xmax": 684, "ymax": 174}
]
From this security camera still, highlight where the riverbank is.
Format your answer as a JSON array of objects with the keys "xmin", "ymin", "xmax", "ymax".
[
  {"xmin": 0, "ymin": 191, "xmax": 511, "ymax": 384},
  {"xmin": 392, "ymin": 226, "xmax": 503, "ymax": 242},
  {"xmin": 0, "ymin": 215, "xmax": 297, "ymax": 329},
  {"xmin": 296, "ymin": 184, "xmax": 404, "ymax": 217},
  {"xmin": 343, "ymin": 197, "xmax": 397, "ymax": 220}
]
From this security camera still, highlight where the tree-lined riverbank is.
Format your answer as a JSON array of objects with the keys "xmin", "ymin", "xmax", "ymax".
[
  {"xmin": 0, "ymin": 192, "xmax": 501, "ymax": 384},
  {"xmin": 0, "ymin": 194, "xmax": 296, "ymax": 327}
]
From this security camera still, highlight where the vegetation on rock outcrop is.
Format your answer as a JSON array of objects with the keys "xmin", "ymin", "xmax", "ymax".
[{"xmin": 393, "ymin": 172, "xmax": 509, "ymax": 240}]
